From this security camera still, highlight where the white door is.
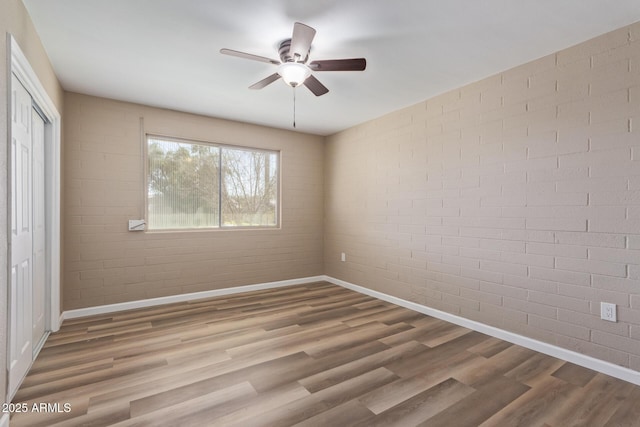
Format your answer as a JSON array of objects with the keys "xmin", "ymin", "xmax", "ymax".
[
  {"xmin": 9, "ymin": 74, "xmax": 34, "ymax": 396},
  {"xmin": 32, "ymin": 108, "xmax": 46, "ymax": 351}
]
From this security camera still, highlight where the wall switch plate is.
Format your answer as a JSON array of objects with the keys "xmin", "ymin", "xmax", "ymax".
[
  {"xmin": 128, "ymin": 219, "xmax": 146, "ymax": 231},
  {"xmin": 341, "ymin": 252, "xmax": 346, "ymax": 262},
  {"xmin": 600, "ymin": 302, "xmax": 617, "ymax": 322}
]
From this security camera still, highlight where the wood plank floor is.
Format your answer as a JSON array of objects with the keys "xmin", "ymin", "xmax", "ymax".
[{"xmin": 10, "ymin": 282, "xmax": 640, "ymax": 426}]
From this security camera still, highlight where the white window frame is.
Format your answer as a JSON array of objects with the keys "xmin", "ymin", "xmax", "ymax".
[{"xmin": 144, "ymin": 134, "xmax": 281, "ymax": 231}]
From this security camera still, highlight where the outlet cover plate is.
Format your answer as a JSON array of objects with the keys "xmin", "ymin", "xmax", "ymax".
[
  {"xmin": 601, "ymin": 302, "xmax": 617, "ymax": 322},
  {"xmin": 128, "ymin": 219, "xmax": 146, "ymax": 231}
]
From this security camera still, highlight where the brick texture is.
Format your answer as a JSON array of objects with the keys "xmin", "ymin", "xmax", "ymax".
[
  {"xmin": 63, "ymin": 93, "xmax": 324, "ymax": 310},
  {"xmin": 325, "ymin": 22, "xmax": 640, "ymax": 370}
]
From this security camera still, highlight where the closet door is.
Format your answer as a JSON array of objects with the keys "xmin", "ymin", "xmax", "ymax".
[
  {"xmin": 9, "ymin": 74, "xmax": 34, "ymax": 396},
  {"xmin": 32, "ymin": 108, "xmax": 47, "ymax": 351}
]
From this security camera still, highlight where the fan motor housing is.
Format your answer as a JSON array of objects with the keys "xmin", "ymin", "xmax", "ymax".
[{"xmin": 278, "ymin": 39, "xmax": 309, "ymax": 63}]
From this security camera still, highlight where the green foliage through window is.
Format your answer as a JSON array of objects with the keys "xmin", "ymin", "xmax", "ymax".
[{"xmin": 147, "ymin": 137, "xmax": 278, "ymax": 230}]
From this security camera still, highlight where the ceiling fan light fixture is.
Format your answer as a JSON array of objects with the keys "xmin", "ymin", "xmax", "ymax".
[
  {"xmin": 221, "ymin": 22, "xmax": 364, "ymax": 96},
  {"xmin": 278, "ymin": 62, "xmax": 311, "ymax": 87}
]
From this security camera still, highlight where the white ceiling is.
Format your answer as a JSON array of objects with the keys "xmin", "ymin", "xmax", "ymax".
[{"xmin": 23, "ymin": 0, "xmax": 640, "ymax": 136}]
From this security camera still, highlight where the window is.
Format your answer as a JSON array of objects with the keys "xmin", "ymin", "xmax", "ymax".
[{"xmin": 147, "ymin": 136, "xmax": 279, "ymax": 230}]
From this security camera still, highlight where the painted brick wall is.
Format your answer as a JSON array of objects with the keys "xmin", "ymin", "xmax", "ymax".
[
  {"xmin": 63, "ymin": 93, "xmax": 324, "ymax": 310},
  {"xmin": 325, "ymin": 23, "xmax": 640, "ymax": 371}
]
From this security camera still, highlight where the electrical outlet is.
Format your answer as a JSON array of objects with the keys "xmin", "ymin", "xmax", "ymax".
[
  {"xmin": 600, "ymin": 302, "xmax": 617, "ymax": 322},
  {"xmin": 341, "ymin": 252, "xmax": 346, "ymax": 262}
]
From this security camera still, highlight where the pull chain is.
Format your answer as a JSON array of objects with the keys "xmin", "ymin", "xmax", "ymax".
[{"xmin": 293, "ymin": 87, "xmax": 296, "ymax": 128}]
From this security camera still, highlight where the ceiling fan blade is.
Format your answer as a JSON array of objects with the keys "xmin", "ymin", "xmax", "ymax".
[
  {"xmin": 220, "ymin": 48, "xmax": 280, "ymax": 65},
  {"xmin": 290, "ymin": 22, "xmax": 316, "ymax": 61},
  {"xmin": 249, "ymin": 73, "xmax": 281, "ymax": 90},
  {"xmin": 303, "ymin": 75, "xmax": 329, "ymax": 96},
  {"xmin": 309, "ymin": 58, "xmax": 367, "ymax": 71}
]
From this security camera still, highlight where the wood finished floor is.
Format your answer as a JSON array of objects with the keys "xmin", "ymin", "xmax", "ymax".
[{"xmin": 10, "ymin": 282, "xmax": 640, "ymax": 426}]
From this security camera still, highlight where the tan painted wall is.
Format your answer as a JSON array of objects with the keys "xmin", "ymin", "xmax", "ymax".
[
  {"xmin": 325, "ymin": 22, "xmax": 640, "ymax": 372},
  {"xmin": 63, "ymin": 93, "xmax": 324, "ymax": 310},
  {"xmin": 1, "ymin": 0, "xmax": 63, "ymax": 406}
]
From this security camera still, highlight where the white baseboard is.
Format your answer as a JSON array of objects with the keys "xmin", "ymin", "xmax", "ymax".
[
  {"xmin": 0, "ymin": 413, "xmax": 9, "ymax": 427},
  {"xmin": 322, "ymin": 275, "xmax": 640, "ymax": 387},
  {"xmin": 62, "ymin": 276, "xmax": 326, "ymax": 320}
]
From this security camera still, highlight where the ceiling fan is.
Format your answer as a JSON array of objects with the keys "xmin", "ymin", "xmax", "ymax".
[{"xmin": 220, "ymin": 22, "xmax": 366, "ymax": 96}]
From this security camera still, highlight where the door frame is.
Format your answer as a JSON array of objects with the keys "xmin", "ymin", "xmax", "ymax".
[{"xmin": 8, "ymin": 35, "xmax": 61, "ymax": 357}]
